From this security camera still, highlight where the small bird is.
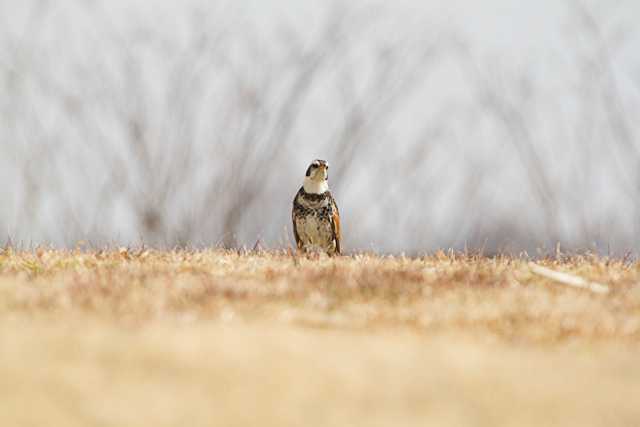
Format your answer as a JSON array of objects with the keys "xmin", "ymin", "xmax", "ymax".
[{"xmin": 292, "ymin": 159, "xmax": 341, "ymax": 256}]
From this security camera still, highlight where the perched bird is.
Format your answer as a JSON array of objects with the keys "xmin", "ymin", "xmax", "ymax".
[{"xmin": 292, "ymin": 159, "xmax": 341, "ymax": 255}]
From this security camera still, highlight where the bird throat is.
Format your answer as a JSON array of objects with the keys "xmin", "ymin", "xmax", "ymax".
[{"xmin": 303, "ymin": 178, "xmax": 329, "ymax": 195}]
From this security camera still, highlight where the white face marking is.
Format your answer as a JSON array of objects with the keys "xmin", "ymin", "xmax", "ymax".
[
  {"xmin": 303, "ymin": 177, "xmax": 329, "ymax": 194},
  {"xmin": 303, "ymin": 161, "xmax": 330, "ymax": 194}
]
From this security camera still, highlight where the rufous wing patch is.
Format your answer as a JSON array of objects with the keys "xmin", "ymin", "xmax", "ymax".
[{"xmin": 331, "ymin": 200, "xmax": 341, "ymax": 255}]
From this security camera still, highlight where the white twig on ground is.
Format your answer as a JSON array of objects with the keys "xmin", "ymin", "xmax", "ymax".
[{"xmin": 528, "ymin": 262, "xmax": 610, "ymax": 294}]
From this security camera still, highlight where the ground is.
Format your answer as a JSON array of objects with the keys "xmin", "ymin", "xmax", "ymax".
[{"xmin": 1, "ymin": 248, "xmax": 639, "ymax": 426}]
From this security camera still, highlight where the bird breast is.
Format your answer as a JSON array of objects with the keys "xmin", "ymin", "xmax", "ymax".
[
  {"xmin": 297, "ymin": 195, "xmax": 329, "ymax": 210},
  {"xmin": 296, "ymin": 213, "xmax": 333, "ymax": 249}
]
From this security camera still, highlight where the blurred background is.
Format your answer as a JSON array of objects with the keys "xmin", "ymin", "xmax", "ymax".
[{"xmin": 0, "ymin": 0, "xmax": 639, "ymax": 254}]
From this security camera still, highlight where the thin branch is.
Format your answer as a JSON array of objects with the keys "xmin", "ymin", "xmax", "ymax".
[{"xmin": 528, "ymin": 262, "xmax": 610, "ymax": 294}]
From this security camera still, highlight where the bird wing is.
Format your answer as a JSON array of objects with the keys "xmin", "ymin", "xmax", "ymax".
[
  {"xmin": 330, "ymin": 194, "xmax": 341, "ymax": 255},
  {"xmin": 292, "ymin": 191, "xmax": 302, "ymax": 249}
]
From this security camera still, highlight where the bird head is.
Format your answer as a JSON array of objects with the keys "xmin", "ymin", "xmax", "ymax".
[{"xmin": 303, "ymin": 159, "xmax": 330, "ymax": 194}]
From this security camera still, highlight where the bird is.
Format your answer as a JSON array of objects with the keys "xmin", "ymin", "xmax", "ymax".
[{"xmin": 292, "ymin": 159, "xmax": 341, "ymax": 256}]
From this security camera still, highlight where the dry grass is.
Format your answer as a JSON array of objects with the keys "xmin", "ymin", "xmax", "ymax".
[{"xmin": 1, "ymin": 248, "xmax": 640, "ymax": 426}]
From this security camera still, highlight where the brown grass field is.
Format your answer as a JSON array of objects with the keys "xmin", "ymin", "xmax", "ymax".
[{"xmin": 1, "ymin": 248, "xmax": 640, "ymax": 426}]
